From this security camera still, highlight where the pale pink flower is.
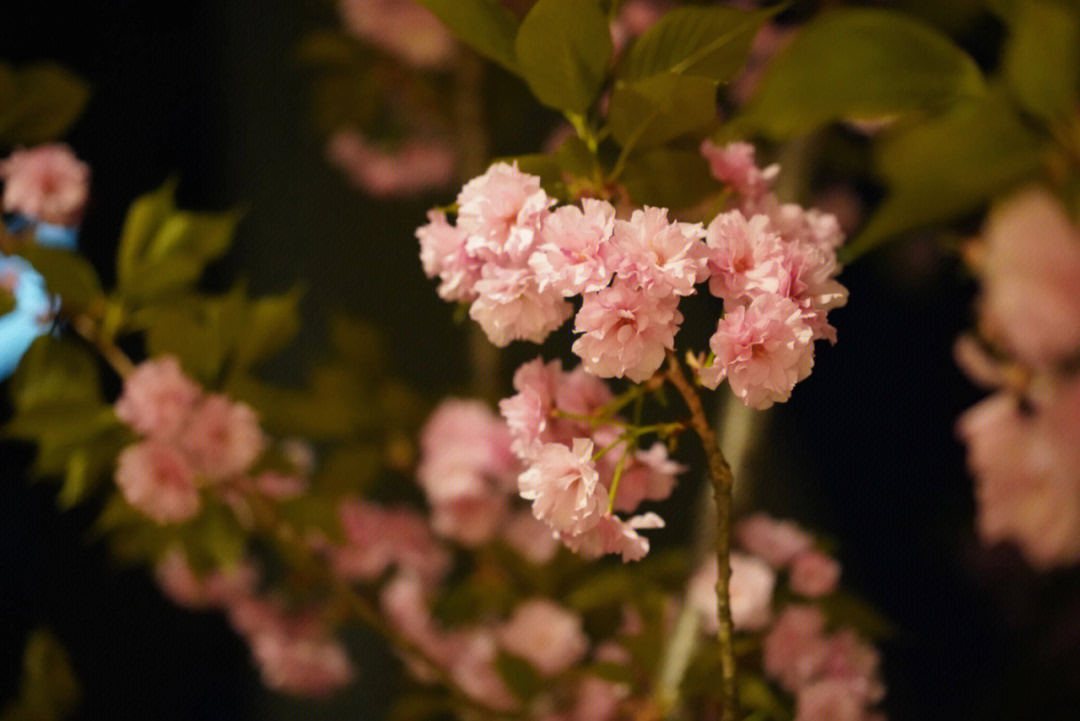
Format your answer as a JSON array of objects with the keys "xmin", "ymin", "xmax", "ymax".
[
  {"xmin": 573, "ymin": 281, "xmax": 683, "ymax": 382},
  {"xmin": 0, "ymin": 144, "xmax": 90, "ymax": 225},
  {"xmin": 610, "ymin": 207, "xmax": 708, "ymax": 298},
  {"xmin": 430, "ymin": 493, "xmax": 510, "ymax": 547},
  {"xmin": 115, "ymin": 440, "xmax": 201, "ymax": 524},
  {"xmin": 790, "ymin": 550, "xmax": 841, "ymax": 598},
  {"xmin": 469, "ymin": 266, "xmax": 573, "ymax": 347},
  {"xmin": 699, "ymin": 294, "xmax": 815, "ymax": 409},
  {"xmin": 380, "ymin": 573, "xmax": 446, "ymax": 664},
  {"xmin": 763, "ymin": 605, "xmax": 830, "ymax": 691},
  {"xmin": 704, "ymin": 210, "xmax": 783, "ymax": 302},
  {"xmin": 500, "ymin": 357, "xmax": 560, "ymax": 458},
  {"xmin": 503, "ymin": 510, "xmax": 560, "ymax": 564},
  {"xmin": 570, "ymin": 675, "xmax": 627, "ymax": 721},
  {"xmin": 250, "ymin": 631, "xmax": 355, "ymax": 698},
  {"xmin": 735, "ymin": 513, "xmax": 814, "ymax": 568},
  {"xmin": 457, "ymin": 162, "xmax": 553, "ymax": 265},
  {"xmin": 498, "ymin": 599, "xmax": 589, "ymax": 676},
  {"xmin": 249, "ymin": 471, "xmax": 307, "ymax": 500},
  {"xmin": 529, "ymin": 199, "xmax": 617, "ymax": 296},
  {"xmin": 418, "ymin": 398, "xmax": 517, "ymax": 503},
  {"xmin": 114, "ymin": 356, "xmax": 202, "ymax": 439},
  {"xmin": 561, "ymin": 512, "xmax": 664, "ymax": 562},
  {"xmin": 155, "ymin": 547, "xmax": 257, "ymax": 610},
  {"xmin": 180, "ymin": 395, "xmax": 266, "ymax": 481},
  {"xmin": 519, "ymin": 439, "xmax": 607, "ymax": 536},
  {"xmin": 338, "ymin": 0, "xmax": 456, "ymax": 68},
  {"xmin": 327, "ymin": 130, "xmax": 456, "ymax": 198},
  {"xmin": 748, "ymin": 193, "xmax": 845, "ymax": 253},
  {"xmin": 700, "ymin": 140, "xmax": 778, "ymax": 201},
  {"xmin": 979, "ymin": 186, "xmax": 1080, "ymax": 367},
  {"xmin": 953, "ymin": 334, "xmax": 1011, "ymax": 389},
  {"xmin": 445, "ymin": 630, "xmax": 518, "ymax": 711},
  {"xmin": 688, "ymin": 552, "xmax": 776, "ymax": 633},
  {"xmin": 821, "ymin": 630, "xmax": 885, "ymax": 703},
  {"xmin": 335, "ymin": 499, "xmax": 450, "ymax": 584},
  {"xmin": 552, "ymin": 363, "xmax": 615, "ymax": 421},
  {"xmin": 417, "ymin": 209, "xmax": 481, "ymax": 303},
  {"xmin": 612, "ymin": 442, "xmax": 684, "ymax": 513},
  {"xmin": 794, "ymin": 680, "xmax": 865, "ymax": 721}
]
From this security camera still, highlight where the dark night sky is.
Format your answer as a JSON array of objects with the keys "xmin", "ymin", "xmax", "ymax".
[{"xmin": 2, "ymin": 2, "xmax": 1078, "ymax": 720}]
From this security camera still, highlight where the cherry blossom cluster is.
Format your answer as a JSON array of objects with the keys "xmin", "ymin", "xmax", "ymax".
[
  {"xmin": 498, "ymin": 358, "xmax": 684, "ymax": 561},
  {"xmin": 112, "ymin": 356, "xmax": 271, "ymax": 523},
  {"xmin": 419, "ymin": 148, "xmax": 846, "ymax": 408},
  {"xmin": 698, "ymin": 141, "xmax": 848, "ymax": 408},
  {"xmin": 688, "ymin": 514, "xmax": 885, "ymax": 721},
  {"xmin": 156, "ymin": 547, "xmax": 356, "ymax": 697},
  {"xmin": 955, "ymin": 186, "xmax": 1080, "ymax": 569}
]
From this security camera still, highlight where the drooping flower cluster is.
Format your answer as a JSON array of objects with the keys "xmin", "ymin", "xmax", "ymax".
[
  {"xmin": 498, "ymin": 358, "xmax": 684, "ymax": 561},
  {"xmin": 337, "ymin": 0, "xmax": 456, "ymax": 68},
  {"xmin": 698, "ymin": 141, "xmax": 848, "ymax": 408},
  {"xmin": 954, "ymin": 186, "xmax": 1080, "ymax": 569},
  {"xmin": 688, "ymin": 514, "xmax": 885, "ymax": 721},
  {"xmin": 156, "ymin": 548, "xmax": 356, "ymax": 697},
  {"xmin": 326, "ymin": 129, "xmax": 457, "ymax": 199},
  {"xmin": 113, "ymin": 356, "xmax": 268, "ymax": 523}
]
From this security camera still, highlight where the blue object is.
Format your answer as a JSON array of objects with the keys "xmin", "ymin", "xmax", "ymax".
[{"xmin": 0, "ymin": 215, "xmax": 79, "ymax": 380}]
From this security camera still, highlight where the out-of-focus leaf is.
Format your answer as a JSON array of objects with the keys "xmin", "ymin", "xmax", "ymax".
[
  {"xmin": 618, "ymin": 5, "xmax": 777, "ymax": 82},
  {"xmin": 495, "ymin": 653, "xmax": 543, "ymax": 702},
  {"xmin": 554, "ymin": 134, "xmax": 600, "ymax": 182},
  {"xmin": 233, "ymin": 285, "xmax": 304, "ymax": 370},
  {"xmin": 735, "ymin": 8, "xmax": 986, "ymax": 138},
  {"xmin": 414, "ymin": 0, "xmax": 520, "ymax": 72},
  {"xmin": 295, "ymin": 31, "xmax": 362, "ymax": 67},
  {"xmin": 502, "ymin": 154, "xmax": 568, "ymax": 198},
  {"xmin": 16, "ymin": 630, "xmax": 80, "ymax": 721},
  {"xmin": 994, "ymin": 0, "xmax": 1080, "ymax": 122},
  {"xmin": 13, "ymin": 245, "xmax": 103, "ymax": 314},
  {"xmin": 514, "ymin": 0, "xmax": 611, "ymax": 113},
  {"xmin": 8, "ymin": 336, "xmax": 100, "ymax": 411},
  {"xmin": 608, "ymin": 73, "xmax": 717, "ymax": 151},
  {"xmin": 738, "ymin": 675, "xmax": 789, "ymax": 720},
  {"xmin": 620, "ymin": 148, "xmax": 720, "ymax": 210},
  {"xmin": 328, "ymin": 314, "xmax": 386, "ymax": 375},
  {"xmin": 846, "ymin": 93, "xmax": 1045, "ymax": 259},
  {"xmin": 0, "ymin": 63, "xmax": 89, "ymax": 146},
  {"xmin": 227, "ymin": 374, "xmax": 360, "ymax": 440},
  {"xmin": 0, "ymin": 287, "xmax": 15, "ymax": 315},
  {"xmin": 314, "ymin": 445, "xmax": 383, "ymax": 497}
]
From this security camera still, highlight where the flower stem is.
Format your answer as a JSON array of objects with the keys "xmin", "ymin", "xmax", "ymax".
[{"xmin": 664, "ymin": 352, "xmax": 738, "ymax": 721}]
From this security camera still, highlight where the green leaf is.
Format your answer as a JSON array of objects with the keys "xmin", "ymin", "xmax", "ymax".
[
  {"xmin": 414, "ymin": 0, "xmax": 520, "ymax": 72},
  {"xmin": 608, "ymin": 73, "xmax": 717, "ymax": 150},
  {"xmin": 18, "ymin": 630, "xmax": 80, "ymax": 721},
  {"xmin": 116, "ymin": 180, "xmax": 178, "ymax": 287},
  {"xmin": 494, "ymin": 653, "xmax": 544, "ymax": 702},
  {"xmin": 846, "ymin": 93, "xmax": 1045, "ymax": 259},
  {"xmin": 738, "ymin": 675, "xmax": 789, "ymax": 720},
  {"xmin": 328, "ymin": 314, "xmax": 386, "ymax": 376},
  {"xmin": 554, "ymin": 134, "xmax": 600, "ymax": 181},
  {"xmin": 514, "ymin": 0, "xmax": 612, "ymax": 114},
  {"xmin": 500, "ymin": 154, "xmax": 568, "ymax": 198},
  {"xmin": 995, "ymin": 0, "xmax": 1080, "ymax": 122},
  {"xmin": 0, "ymin": 63, "xmax": 89, "ymax": 146},
  {"xmin": 618, "ymin": 5, "xmax": 778, "ymax": 82},
  {"xmin": 620, "ymin": 148, "xmax": 720, "ymax": 209},
  {"xmin": 735, "ymin": 8, "xmax": 986, "ymax": 139},
  {"xmin": 8, "ymin": 336, "xmax": 100, "ymax": 412},
  {"xmin": 313, "ymin": 445, "xmax": 383, "ymax": 497},
  {"xmin": 13, "ymin": 245, "xmax": 103, "ymax": 315},
  {"xmin": 232, "ymin": 285, "xmax": 304, "ymax": 370}
]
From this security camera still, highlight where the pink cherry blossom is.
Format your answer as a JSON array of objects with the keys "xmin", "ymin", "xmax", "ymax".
[
  {"xmin": 469, "ymin": 265, "xmax": 573, "ymax": 347},
  {"xmin": 457, "ymin": 162, "xmax": 553, "ymax": 265},
  {"xmin": 705, "ymin": 210, "xmax": 783, "ymax": 303},
  {"xmin": 444, "ymin": 630, "xmax": 518, "ymax": 711},
  {"xmin": 114, "ymin": 356, "xmax": 202, "ymax": 439},
  {"xmin": 610, "ymin": 207, "xmax": 708, "ymax": 298},
  {"xmin": 155, "ymin": 546, "xmax": 257, "ymax": 610},
  {"xmin": 499, "ymin": 357, "xmax": 560, "ymax": 458},
  {"xmin": 115, "ymin": 440, "xmax": 201, "ymax": 524},
  {"xmin": 249, "ymin": 629, "xmax": 356, "ymax": 698},
  {"xmin": 519, "ymin": 439, "xmax": 607, "ymax": 536},
  {"xmin": 560, "ymin": 512, "xmax": 664, "ymax": 562},
  {"xmin": 337, "ymin": 0, "xmax": 456, "ymax": 68},
  {"xmin": 611, "ymin": 442, "xmax": 684, "ymax": 513},
  {"xmin": 417, "ymin": 209, "xmax": 481, "ymax": 303},
  {"xmin": 326, "ymin": 129, "xmax": 456, "ymax": 198},
  {"xmin": 735, "ymin": 513, "xmax": 815, "ymax": 568},
  {"xmin": 762, "ymin": 605, "xmax": 830, "ymax": 691},
  {"xmin": 978, "ymin": 186, "xmax": 1080, "ymax": 367},
  {"xmin": 430, "ymin": 493, "xmax": 510, "ymax": 548},
  {"xmin": 0, "ymin": 144, "xmax": 90, "ymax": 226},
  {"xmin": 180, "ymin": 395, "xmax": 267, "ymax": 481},
  {"xmin": 790, "ymin": 550, "xmax": 841, "ymax": 598},
  {"xmin": 498, "ymin": 599, "xmax": 589, "ymax": 676},
  {"xmin": 794, "ymin": 680, "xmax": 865, "ymax": 721},
  {"xmin": 529, "ymin": 198, "xmax": 617, "ymax": 296},
  {"xmin": 700, "ymin": 140, "xmax": 778, "ymax": 202},
  {"xmin": 573, "ymin": 280, "xmax": 683, "ymax": 383},
  {"xmin": 502, "ymin": 511, "xmax": 560, "ymax": 564},
  {"xmin": 418, "ymin": 398, "xmax": 517, "ymax": 502},
  {"xmin": 699, "ymin": 294, "xmax": 815, "ymax": 409},
  {"xmin": 688, "ymin": 552, "xmax": 776, "ymax": 633},
  {"xmin": 334, "ymin": 499, "xmax": 450, "ymax": 584}
]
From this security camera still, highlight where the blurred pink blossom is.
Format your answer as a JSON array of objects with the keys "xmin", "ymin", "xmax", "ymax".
[
  {"xmin": 0, "ymin": 143, "xmax": 89, "ymax": 225},
  {"xmin": 498, "ymin": 599, "xmax": 589, "ymax": 676},
  {"xmin": 114, "ymin": 355, "xmax": 202, "ymax": 439},
  {"xmin": 736, "ymin": 513, "xmax": 814, "ymax": 567},
  {"xmin": 180, "ymin": 394, "xmax": 266, "ymax": 481},
  {"xmin": 688, "ymin": 551, "xmax": 776, "ymax": 632},
  {"xmin": 114, "ymin": 440, "xmax": 201, "ymax": 524},
  {"xmin": 337, "ymin": 0, "xmax": 456, "ymax": 68},
  {"xmin": 327, "ymin": 130, "xmax": 456, "ymax": 198},
  {"xmin": 790, "ymin": 550, "xmax": 842, "ymax": 598}
]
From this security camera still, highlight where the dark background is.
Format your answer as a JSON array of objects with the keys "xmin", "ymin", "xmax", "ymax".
[{"xmin": 3, "ymin": 1, "xmax": 1079, "ymax": 720}]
